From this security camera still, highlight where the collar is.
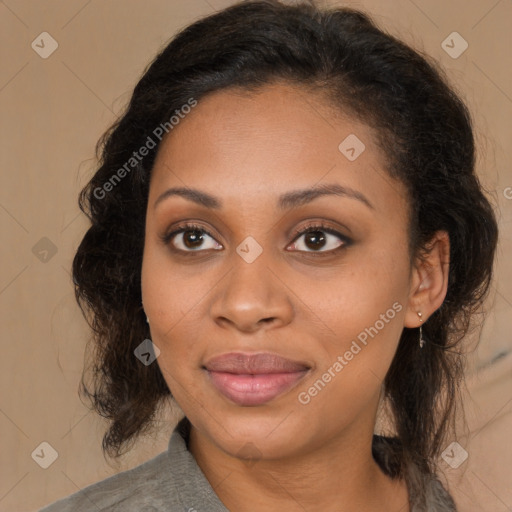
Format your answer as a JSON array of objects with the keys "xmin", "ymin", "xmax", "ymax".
[{"xmin": 166, "ymin": 417, "xmax": 228, "ymax": 511}]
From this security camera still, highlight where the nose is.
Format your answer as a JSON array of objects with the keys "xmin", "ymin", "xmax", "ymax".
[{"xmin": 210, "ymin": 252, "xmax": 294, "ymax": 333}]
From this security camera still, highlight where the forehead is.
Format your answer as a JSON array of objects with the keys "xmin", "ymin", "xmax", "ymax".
[{"xmin": 149, "ymin": 82, "xmax": 408, "ymax": 216}]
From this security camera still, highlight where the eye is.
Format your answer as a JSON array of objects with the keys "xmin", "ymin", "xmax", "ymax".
[
  {"xmin": 162, "ymin": 223, "xmax": 223, "ymax": 252},
  {"xmin": 287, "ymin": 223, "xmax": 351, "ymax": 253}
]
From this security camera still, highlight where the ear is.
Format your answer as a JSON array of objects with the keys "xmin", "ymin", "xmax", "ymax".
[{"xmin": 404, "ymin": 230, "xmax": 450, "ymax": 328}]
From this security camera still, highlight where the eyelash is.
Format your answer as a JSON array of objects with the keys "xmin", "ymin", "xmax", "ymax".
[
  {"xmin": 160, "ymin": 223, "xmax": 218, "ymax": 253},
  {"xmin": 161, "ymin": 221, "xmax": 352, "ymax": 256},
  {"xmin": 290, "ymin": 222, "xmax": 352, "ymax": 256}
]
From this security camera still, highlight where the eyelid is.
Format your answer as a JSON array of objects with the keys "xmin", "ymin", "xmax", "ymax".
[
  {"xmin": 160, "ymin": 222, "xmax": 222, "ymax": 249},
  {"xmin": 287, "ymin": 221, "xmax": 352, "ymax": 253},
  {"xmin": 161, "ymin": 220, "xmax": 352, "ymax": 254}
]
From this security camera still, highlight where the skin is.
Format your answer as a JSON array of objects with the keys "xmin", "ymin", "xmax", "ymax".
[{"xmin": 141, "ymin": 82, "xmax": 450, "ymax": 512}]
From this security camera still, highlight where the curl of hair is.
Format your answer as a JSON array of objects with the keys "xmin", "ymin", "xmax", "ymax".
[{"xmin": 73, "ymin": 0, "xmax": 498, "ymax": 472}]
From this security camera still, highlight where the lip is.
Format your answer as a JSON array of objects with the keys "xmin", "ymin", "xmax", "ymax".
[{"xmin": 204, "ymin": 352, "xmax": 310, "ymax": 406}]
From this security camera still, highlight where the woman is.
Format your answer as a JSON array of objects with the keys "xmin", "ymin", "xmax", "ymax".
[{"xmin": 40, "ymin": 1, "xmax": 498, "ymax": 510}]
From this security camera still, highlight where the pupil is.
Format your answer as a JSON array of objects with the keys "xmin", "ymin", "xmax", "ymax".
[
  {"xmin": 184, "ymin": 230, "xmax": 203, "ymax": 248},
  {"xmin": 305, "ymin": 230, "xmax": 326, "ymax": 250}
]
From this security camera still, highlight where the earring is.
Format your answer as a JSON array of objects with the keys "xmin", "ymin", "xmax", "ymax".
[{"xmin": 417, "ymin": 311, "xmax": 425, "ymax": 348}]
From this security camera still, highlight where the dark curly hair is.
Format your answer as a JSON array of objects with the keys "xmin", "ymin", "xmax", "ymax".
[{"xmin": 72, "ymin": 0, "xmax": 498, "ymax": 478}]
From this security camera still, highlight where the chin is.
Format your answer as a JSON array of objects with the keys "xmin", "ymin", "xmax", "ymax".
[{"xmin": 191, "ymin": 395, "xmax": 319, "ymax": 461}]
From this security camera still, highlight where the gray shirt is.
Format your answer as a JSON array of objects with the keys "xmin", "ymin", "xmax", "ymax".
[
  {"xmin": 39, "ymin": 419, "xmax": 227, "ymax": 512},
  {"xmin": 39, "ymin": 418, "xmax": 456, "ymax": 511}
]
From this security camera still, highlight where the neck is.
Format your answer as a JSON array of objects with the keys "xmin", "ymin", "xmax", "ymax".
[{"xmin": 188, "ymin": 421, "xmax": 409, "ymax": 512}]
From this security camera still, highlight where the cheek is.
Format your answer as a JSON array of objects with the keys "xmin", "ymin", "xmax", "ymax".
[
  {"xmin": 141, "ymin": 247, "xmax": 205, "ymax": 353},
  {"xmin": 294, "ymin": 293, "xmax": 406, "ymax": 432},
  {"xmin": 141, "ymin": 257, "xmax": 206, "ymax": 401},
  {"xmin": 295, "ymin": 246, "xmax": 409, "ymax": 338},
  {"xmin": 295, "ymin": 247, "xmax": 409, "ymax": 392},
  {"xmin": 142, "ymin": 237, "xmax": 213, "ymax": 315}
]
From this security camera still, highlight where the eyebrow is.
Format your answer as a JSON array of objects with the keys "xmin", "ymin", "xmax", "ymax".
[
  {"xmin": 278, "ymin": 183, "xmax": 374, "ymax": 210},
  {"xmin": 154, "ymin": 186, "xmax": 221, "ymax": 210},
  {"xmin": 153, "ymin": 183, "xmax": 374, "ymax": 211}
]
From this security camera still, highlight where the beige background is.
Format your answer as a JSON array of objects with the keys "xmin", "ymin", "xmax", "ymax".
[{"xmin": 1, "ymin": 1, "xmax": 511, "ymax": 511}]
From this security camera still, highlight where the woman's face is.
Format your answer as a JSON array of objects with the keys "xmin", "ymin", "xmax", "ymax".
[{"xmin": 141, "ymin": 82, "xmax": 418, "ymax": 460}]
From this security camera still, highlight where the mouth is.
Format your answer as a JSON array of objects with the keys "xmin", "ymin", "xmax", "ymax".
[{"xmin": 203, "ymin": 352, "xmax": 311, "ymax": 406}]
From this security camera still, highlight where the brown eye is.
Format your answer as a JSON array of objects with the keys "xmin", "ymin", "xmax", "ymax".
[
  {"xmin": 182, "ymin": 229, "xmax": 206, "ymax": 249},
  {"xmin": 288, "ymin": 225, "xmax": 349, "ymax": 253},
  {"xmin": 164, "ymin": 224, "xmax": 223, "ymax": 252},
  {"xmin": 303, "ymin": 230, "xmax": 327, "ymax": 250}
]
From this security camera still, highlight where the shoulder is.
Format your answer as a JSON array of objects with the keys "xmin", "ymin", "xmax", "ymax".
[
  {"xmin": 39, "ymin": 419, "xmax": 228, "ymax": 512},
  {"xmin": 39, "ymin": 449, "xmax": 172, "ymax": 512}
]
